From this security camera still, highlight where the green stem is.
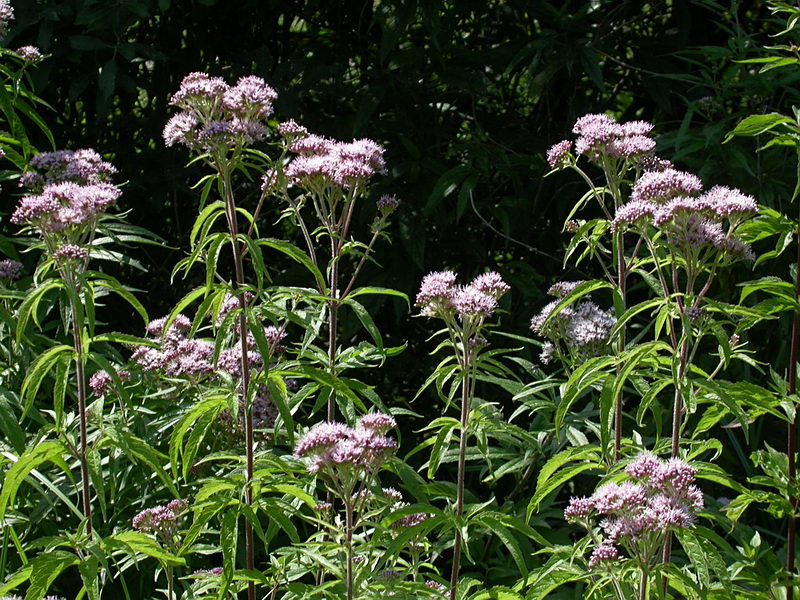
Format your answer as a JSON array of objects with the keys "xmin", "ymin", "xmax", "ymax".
[
  {"xmin": 449, "ymin": 348, "xmax": 471, "ymax": 600},
  {"xmin": 166, "ymin": 564, "xmax": 174, "ymax": 600},
  {"xmin": 67, "ymin": 273, "xmax": 92, "ymax": 536}
]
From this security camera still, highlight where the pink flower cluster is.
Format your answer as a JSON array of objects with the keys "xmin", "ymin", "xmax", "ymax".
[
  {"xmin": 20, "ymin": 149, "xmax": 117, "ymax": 190},
  {"xmin": 0, "ymin": 259, "xmax": 22, "ymax": 280},
  {"xmin": 132, "ymin": 314, "xmax": 215, "ymax": 378},
  {"xmin": 164, "ymin": 72, "xmax": 277, "ymax": 151},
  {"xmin": 11, "ymin": 181, "xmax": 121, "ymax": 233},
  {"xmin": 416, "ymin": 270, "xmax": 509, "ymax": 319},
  {"xmin": 613, "ymin": 167, "xmax": 758, "ymax": 260},
  {"xmin": 294, "ymin": 413, "xmax": 397, "ymax": 475},
  {"xmin": 570, "ymin": 113, "xmax": 655, "ymax": 159},
  {"xmin": 0, "ymin": 0, "xmax": 13, "ymax": 37},
  {"xmin": 531, "ymin": 283, "xmax": 616, "ymax": 363},
  {"xmin": 132, "ymin": 498, "xmax": 189, "ymax": 541},
  {"xmin": 565, "ymin": 453, "xmax": 704, "ymax": 569},
  {"xmin": 279, "ymin": 132, "xmax": 386, "ymax": 189},
  {"xmin": 15, "ymin": 45, "xmax": 42, "ymax": 62},
  {"xmin": 88, "ymin": 369, "xmax": 131, "ymax": 396}
]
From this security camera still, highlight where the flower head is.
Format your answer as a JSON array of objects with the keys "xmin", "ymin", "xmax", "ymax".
[
  {"xmin": 631, "ymin": 169, "xmax": 703, "ymax": 204},
  {"xmin": 573, "ymin": 114, "xmax": 655, "ymax": 159},
  {"xmin": 16, "ymin": 46, "xmax": 42, "ymax": 62},
  {"xmin": 0, "ymin": 259, "xmax": 22, "ymax": 280},
  {"xmin": 470, "ymin": 271, "xmax": 510, "ymax": 299},
  {"xmin": 546, "ymin": 140, "xmax": 572, "ymax": 168},
  {"xmin": 0, "ymin": 0, "xmax": 13, "ymax": 37}
]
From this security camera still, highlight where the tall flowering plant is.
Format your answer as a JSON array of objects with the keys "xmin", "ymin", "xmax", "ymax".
[
  {"xmin": 164, "ymin": 71, "xmax": 279, "ymax": 600},
  {"xmin": 545, "ymin": 114, "xmax": 658, "ymax": 459},
  {"xmin": 564, "ymin": 453, "xmax": 703, "ymax": 600},
  {"xmin": 524, "ymin": 113, "xmax": 765, "ymax": 599},
  {"xmin": 415, "ymin": 270, "xmax": 509, "ymax": 600},
  {"xmin": 294, "ymin": 413, "xmax": 398, "ymax": 600},
  {"xmin": 540, "ymin": 113, "xmax": 759, "ymax": 458},
  {"xmin": 9, "ymin": 149, "xmax": 126, "ymax": 535},
  {"xmin": 264, "ymin": 120, "xmax": 398, "ymax": 423}
]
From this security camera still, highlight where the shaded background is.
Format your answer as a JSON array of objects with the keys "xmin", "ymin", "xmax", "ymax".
[{"xmin": 2, "ymin": 0, "xmax": 795, "ymax": 467}]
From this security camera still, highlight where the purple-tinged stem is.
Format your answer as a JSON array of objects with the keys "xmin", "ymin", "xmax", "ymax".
[
  {"xmin": 221, "ymin": 164, "xmax": 255, "ymax": 600},
  {"xmin": 614, "ymin": 228, "xmax": 626, "ymax": 460},
  {"xmin": 787, "ymin": 229, "xmax": 800, "ymax": 600},
  {"xmin": 345, "ymin": 501, "xmax": 354, "ymax": 600}
]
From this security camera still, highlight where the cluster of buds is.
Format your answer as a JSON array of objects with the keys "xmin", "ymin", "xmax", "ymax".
[
  {"xmin": 88, "ymin": 369, "xmax": 131, "ymax": 396},
  {"xmin": 0, "ymin": 259, "xmax": 22, "ymax": 281},
  {"xmin": 530, "ymin": 281, "xmax": 616, "ymax": 365},
  {"xmin": 131, "ymin": 314, "xmax": 215, "ymax": 380},
  {"xmin": 565, "ymin": 453, "xmax": 703, "ymax": 569},
  {"xmin": 269, "ymin": 122, "xmax": 385, "ymax": 190},
  {"xmin": 546, "ymin": 113, "xmax": 656, "ymax": 168},
  {"xmin": 132, "ymin": 312, "xmax": 285, "ymax": 439}
]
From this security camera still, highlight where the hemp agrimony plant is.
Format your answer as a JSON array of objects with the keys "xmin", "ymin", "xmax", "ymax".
[
  {"xmin": 131, "ymin": 498, "xmax": 190, "ymax": 600},
  {"xmin": 264, "ymin": 121, "xmax": 397, "ymax": 423},
  {"xmin": 10, "ymin": 149, "xmax": 124, "ymax": 535},
  {"xmin": 526, "ymin": 114, "xmax": 763, "ymax": 598},
  {"xmin": 293, "ymin": 413, "xmax": 397, "ymax": 599},
  {"xmin": 564, "ymin": 453, "xmax": 703, "ymax": 600},
  {"xmin": 164, "ymin": 71, "xmax": 279, "ymax": 600},
  {"xmin": 415, "ymin": 270, "xmax": 510, "ymax": 600}
]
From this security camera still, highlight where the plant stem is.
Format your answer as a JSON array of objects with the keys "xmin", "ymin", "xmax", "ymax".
[
  {"xmin": 639, "ymin": 567, "xmax": 649, "ymax": 600},
  {"xmin": 670, "ymin": 334, "xmax": 690, "ymax": 458},
  {"xmin": 67, "ymin": 274, "xmax": 92, "ymax": 536},
  {"xmin": 220, "ymin": 164, "xmax": 256, "ymax": 600},
  {"xmin": 614, "ymin": 228, "xmax": 626, "ymax": 460},
  {"xmin": 345, "ymin": 500, "xmax": 354, "ymax": 600},
  {"xmin": 788, "ymin": 229, "xmax": 800, "ymax": 600},
  {"xmin": 449, "ymin": 350, "xmax": 471, "ymax": 600},
  {"xmin": 166, "ymin": 564, "xmax": 174, "ymax": 600},
  {"xmin": 327, "ymin": 259, "xmax": 339, "ymax": 422}
]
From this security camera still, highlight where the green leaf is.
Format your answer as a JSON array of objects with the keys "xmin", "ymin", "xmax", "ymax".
[
  {"xmin": 724, "ymin": 113, "xmax": 795, "ymax": 142},
  {"xmin": 0, "ymin": 440, "xmax": 67, "ymax": 519},
  {"xmin": 220, "ymin": 506, "xmax": 239, "ymax": 597},
  {"xmin": 469, "ymin": 587, "xmax": 523, "ymax": 600},
  {"xmin": 475, "ymin": 513, "xmax": 528, "ymax": 575},
  {"xmin": 556, "ymin": 355, "xmax": 615, "ymax": 433},
  {"xmin": 527, "ymin": 447, "xmax": 600, "ymax": 518},
  {"xmin": 266, "ymin": 374, "xmax": 295, "ymax": 444},
  {"xmin": 106, "ymin": 531, "xmax": 185, "ymax": 566},
  {"xmin": 78, "ymin": 555, "xmax": 101, "ymax": 600},
  {"xmin": 106, "ymin": 427, "xmax": 178, "ymax": 497},
  {"xmin": 342, "ymin": 297, "xmax": 383, "ymax": 352},
  {"xmin": 259, "ymin": 238, "xmax": 324, "ymax": 289},
  {"xmin": 16, "ymin": 280, "xmax": 62, "ymax": 344},
  {"xmin": 25, "ymin": 550, "xmax": 78, "ymax": 600},
  {"xmin": 345, "ymin": 286, "xmax": 409, "ymax": 305}
]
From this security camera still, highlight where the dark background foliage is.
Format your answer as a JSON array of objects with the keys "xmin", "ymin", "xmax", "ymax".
[{"xmin": 2, "ymin": 0, "xmax": 796, "ymax": 501}]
